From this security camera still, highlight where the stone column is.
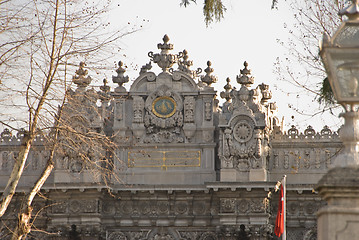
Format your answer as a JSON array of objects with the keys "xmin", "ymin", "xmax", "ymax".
[{"xmin": 316, "ymin": 167, "xmax": 359, "ymax": 240}]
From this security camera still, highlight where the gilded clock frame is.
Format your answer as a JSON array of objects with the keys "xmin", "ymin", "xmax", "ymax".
[{"xmin": 152, "ymin": 96, "xmax": 177, "ymax": 118}]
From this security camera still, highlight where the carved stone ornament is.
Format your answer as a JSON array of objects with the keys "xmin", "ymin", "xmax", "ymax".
[
  {"xmin": 199, "ymin": 232, "xmax": 218, "ymax": 240},
  {"xmin": 220, "ymin": 198, "xmax": 236, "ymax": 213},
  {"xmin": 184, "ymin": 96, "xmax": 195, "ymax": 123},
  {"xmin": 108, "ymin": 232, "xmax": 127, "ymax": 240},
  {"xmin": 133, "ymin": 96, "xmax": 144, "ymax": 123},
  {"xmin": 204, "ymin": 100, "xmax": 212, "ymax": 121},
  {"xmin": 152, "ymin": 96, "xmax": 176, "ymax": 118},
  {"xmin": 233, "ymin": 121, "xmax": 253, "ymax": 143},
  {"xmin": 142, "ymin": 86, "xmax": 185, "ymax": 143}
]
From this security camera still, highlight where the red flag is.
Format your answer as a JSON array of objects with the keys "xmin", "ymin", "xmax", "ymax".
[{"xmin": 275, "ymin": 185, "xmax": 284, "ymax": 237}]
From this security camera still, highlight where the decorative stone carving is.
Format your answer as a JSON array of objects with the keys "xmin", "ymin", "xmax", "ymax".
[
  {"xmin": 249, "ymin": 199, "xmax": 265, "ymax": 213},
  {"xmin": 273, "ymin": 151, "xmax": 279, "ymax": 169},
  {"xmin": 112, "ymin": 61, "xmax": 129, "ymax": 89},
  {"xmin": 157, "ymin": 201, "xmax": 169, "ymax": 214},
  {"xmin": 184, "ymin": 96, "xmax": 195, "ymax": 123},
  {"xmin": 83, "ymin": 200, "xmax": 98, "ymax": 213},
  {"xmin": 193, "ymin": 201, "xmax": 206, "ymax": 215},
  {"xmin": 236, "ymin": 61, "xmax": 254, "ymax": 87},
  {"xmin": 220, "ymin": 77, "xmax": 232, "ymax": 102},
  {"xmin": 108, "ymin": 232, "xmax": 127, "ymax": 240},
  {"xmin": 116, "ymin": 100, "xmax": 124, "ymax": 121},
  {"xmin": 73, "ymin": 62, "xmax": 92, "ymax": 88},
  {"xmin": 1, "ymin": 151, "xmax": 9, "ymax": 170},
  {"xmin": 69, "ymin": 159, "xmax": 83, "ymax": 173},
  {"xmin": 204, "ymin": 100, "xmax": 212, "ymax": 121},
  {"xmin": 102, "ymin": 202, "xmax": 115, "ymax": 215},
  {"xmin": 133, "ymin": 96, "xmax": 144, "ymax": 123},
  {"xmin": 220, "ymin": 198, "xmax": 236, "ymax": 213},
  {"xmin": 237, "ymin": 199, "xmax": 250, "ymax": 213},
  {"xmin": 288, "ymin": 125, "xmax": 299, "ymax": 138},
  {"xmin": 180, "ymin": 231, "xmax": 201, "ymax": 240},
  {"xmin": 233, "ymin": 121, "xmax": 253, "ymax": 143},
  {"xmin": 52, "ymin": 201, "xmax": 67, "ymax": 214},
  {"xmin": 284, "ymin": 151, "xmax": 289, "ymax": 169},
  {"xmin": 304, "ymin": 125, "xmax": 316, "ymax": 138},
  {"xmin": 117, "ymin": 201, "xmax": 133, "ymax": 215},
  {"xmin": 140, "ymin": 61, "xmax": 152, "ymax": 75},
  {"xmin": 69, "ymin": 200, "xmax": 81, "ymax": 213},
  {"xmin": 199, "ymin": 232, "xmax": 218, "ymax": 240},
  {"xmin": 1, "ymin": 128, "xmax": 12, "ymax": 142},
  {"xmin": 315, "ymin": 149, "xmax": 321, "ymax": 169},
  {"xmin": 201, "ymin": 61, "xmax": 218, "ymax": 86},
  {"xmin": 148, "ymin": 35, "xmax": 180, "ymax": 72},
  {"xmin": 175, "ymin": 201, "xmax": 188, "ymax": 215}
]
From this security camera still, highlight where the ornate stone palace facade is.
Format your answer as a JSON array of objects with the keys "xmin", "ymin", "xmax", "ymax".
[{"xmin": 0, "ymin": 35, "xmax": 341, "ymax": 239}]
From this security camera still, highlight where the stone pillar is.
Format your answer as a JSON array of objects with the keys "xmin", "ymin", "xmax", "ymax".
[{"xmin": 316, "ymin": 167, "xmax": 359, "ymax": 240}]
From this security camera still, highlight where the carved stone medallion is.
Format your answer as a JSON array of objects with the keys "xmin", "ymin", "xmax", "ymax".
[
  {"xmin": 152, "ymin": 96, "xmax": 176, "ymax": 118},
  {"xmin": 233, "ymin": 121, "xmax": 253, "ymax": 143}
]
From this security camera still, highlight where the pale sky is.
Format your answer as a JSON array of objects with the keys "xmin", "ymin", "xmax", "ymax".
[{"xmin": 107, "ymin": 0, "xmax": 342, "ymax": 132}]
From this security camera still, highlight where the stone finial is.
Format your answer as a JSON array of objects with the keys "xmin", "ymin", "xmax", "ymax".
[
  {"xmin": 178, "ymin": 49, "xmax": 193, "ymax": 74},
  {"xmin": 237, "ymin": 61, "xmax": 254, "ymax": 87},
  {"xmin": 1, "ymin": 128, "xmax": 12, "ymax": 142},
  {"xmin": 99, "ymin": 79, "xmax": 111, "ymax": 102},
  {"xmin": 201, "ymin": 61, "xmax": 218, "ymax": 86},
  {"xmin": 112, "ymin": 61, "xmax": 129, "ymax": 87},
  {"xmin": 339, "ymin": 0, "xmax": 359, "ymax": 20},
  {"xmin": 73, "ymin": 62, "xmax": 92, "ymax": 88},
  {"xmin": 148, "ymin": 35, "xmax": 179, "ymax": 72},
  {"xmin": 140, "ymin": 61, "xmax": 152, "ymax": 75},
  {"xmin": 158, "ymin": 34, "xmax": 173, "ymax": 53},
  {"xmin": 220, "ymin": 77, "xmax": 232, "ymax": 102},
  {"xmin": 259, "ymin": 83, "xmax": 272, "ymax": 103}
]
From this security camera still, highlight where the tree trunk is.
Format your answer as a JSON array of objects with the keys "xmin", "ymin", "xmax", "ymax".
[
  {"xmin": 11, "ymin": 155, "xmax": 55, "ymax": 240},
  {"xmin": 0, "ymin": 137, "xmax": 32, "ymax": 217}
]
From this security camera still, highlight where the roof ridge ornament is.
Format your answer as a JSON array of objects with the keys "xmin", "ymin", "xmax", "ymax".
[
  {"xmin": 201, "ymin": 61, "xmax": 218, "ymax": 86},
  {"xmin": 220, "ymin": 77, "xmax": 232, "ymax": 102},
  {"xmin": 237, "ymin": 61, "xmax": 254, "ymax": 87},
  {"xmin": 73, "ymin": 62, "xmax": 92, "ymax": 89},
  {"xmin": 339, "ymin": 0, "xmax": 359, "ymax": 21},
  {"xmin": 112, "ymin": 61, "xmax": 129, "ymax": 91},
  {"xmin": 148, "ymin": 35, "xmax": 180, "ymax": 72}
]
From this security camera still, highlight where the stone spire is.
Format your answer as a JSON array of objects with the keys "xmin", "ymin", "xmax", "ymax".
[
  {"xmin": 73, "ymin": 62, "xmax": 92, "ymax": 89},
  {"xmin": 220, "ymin": 77, "xmax": 233, "ymax": 102},
  {"xmin": 201, "ymin": 61, "xmax": 218, "ymax": 86},
  {"xmin": 178, "ymin": 49, "xmax": 193, "ymax": 74},
  {"xmin": 236, "ymin": 61, "xmax": 254, "ymax": 87},
  {"xmin": 148, "ymin": 35, "xmax": 180, "ymax": 72},
  {"xmin": 99, "ymin": 79, "xmax": 111, "ymax": 101},
  {"xmin": 112, "ymin": 61, "xmax": 129, "ymax": 91}
]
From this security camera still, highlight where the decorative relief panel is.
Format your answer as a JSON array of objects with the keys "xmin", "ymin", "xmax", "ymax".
[
  {"xmin": 108, "ymin": 232, "xmax": 127, "ymax": 240},
  {"xmin": 220, "ymin": 114, "xmax": 265, "ymax": 172},
  {"xmin": 220, "ymin": 198, "xmax": 236, "ymax": 213},
  {"xmin": 142, "ymin": 86, "xmax": 184, "ymax": 143},
  {"xmin": 233, "ymin": 121, "xmax": 253, "ymax": 143},
  {"xmin": 133, "ymin": 96, "xmax": 144, "ymax": 123},
  {"xmin": 204, "ymin": 100, "xmax": 212, "ymax": 121},
  {"xmin": 184, "ymin": 96, "xmax": 195, "ymax": 123}
]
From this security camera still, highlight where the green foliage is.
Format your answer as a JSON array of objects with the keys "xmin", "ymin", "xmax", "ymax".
[
  {"xmin": 203, "ymin": 0, "xmax": 226, "ymax": 26},
  {"xmin": 181, "ymin": 0, "xmax": 196, "ymax": 7},
  {"xmin": 317, "ymin": 77, "xmax": 336, "ymax": 106}
]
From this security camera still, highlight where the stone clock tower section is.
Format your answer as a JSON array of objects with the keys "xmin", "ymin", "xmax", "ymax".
[
  {"xmin": 112, "ymin": 35, "xmax": 217, "ymax": 185},
  {"xmin": 218, "ymin": 62, "xmax": 280, "ymax": 182}
]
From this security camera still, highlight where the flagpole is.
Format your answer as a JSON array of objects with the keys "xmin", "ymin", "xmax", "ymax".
[{"xmin": 283, "ymin": 175, "xmax": 287, "ymax": 240}]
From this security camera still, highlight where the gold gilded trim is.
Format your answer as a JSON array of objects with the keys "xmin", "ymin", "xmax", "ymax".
[
  {"xmin": 152, "ymin": 96, "xmax": 176, "ymax": 118},
  {"xmin": 128, "ymin": 150, "xmax": 201, "ymax": 170}
]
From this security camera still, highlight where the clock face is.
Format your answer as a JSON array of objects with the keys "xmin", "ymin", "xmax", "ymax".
[
  {"xmin": 152, "ymin": 96, "xmax": 176, "ymax": 118},
  {"xmin": 233, "ymin": 121, "xmax": 253, "ymax": 143}
]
